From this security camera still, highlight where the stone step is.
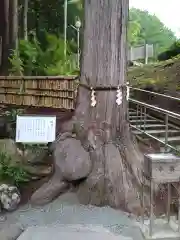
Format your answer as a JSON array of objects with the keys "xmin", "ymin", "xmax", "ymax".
[
  {"xmin": 129, "ymin": 109, "xmax": 137, "ymax": 113},
  {"xmin": 133, "ymin": 129, "xmax": 180, "ymax": 137},
  {"xmin": 131, "ymin": 124, "xmax": 167, "ymax": 130},
  {"xmin": 129, "ymin": 115, "xmax": 143, "ymax": 119},
  {"xmin": 129, "ymin": 115, "xmax": 154, "ymax": 120},
  {"xmin": 129, "ymin": 113, "xmax": 147, "ymax": 118},
  {"xmin": 129, "ymin": 109, "xmax": 146, "ymax": 114},
  {"xmin": 129, "ymin": 112, "xmax": 139, "ymax": 116},
  {"xmin": 160, "ymin": 145, "xmax": 180, "ymax": 152},
  {"xmin": 130, "ymin": 119, "xmax": 158, "ymax": 124},
  {"xmin": 129, "ymin": 107, "xmax": 180, "ymax": 153},
  {"xmin": 159, "ymin": 136, "xmax": 180, "ymax": 144}
]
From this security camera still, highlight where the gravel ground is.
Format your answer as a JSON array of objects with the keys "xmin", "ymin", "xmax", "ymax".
[{"xmin": 0, "ymin": 192, "xmax": 144, "ymax": 240}]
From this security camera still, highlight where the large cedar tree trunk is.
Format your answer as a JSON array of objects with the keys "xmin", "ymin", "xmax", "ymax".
[
  {"xmin": 31, "ymin": 0, "xmax": 150, "ymax": 215},
  {"xmin": 73, "ymin": 0, "xmax": 144, "ymax": 212}
]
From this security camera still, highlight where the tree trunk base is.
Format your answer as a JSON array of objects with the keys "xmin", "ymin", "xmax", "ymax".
[
  {"xmin": 76, "ymin": 130, "xmax": 148, "ymax": 215},
  {"xmin": 31, "ymin": 127, "xmax": 171, "ymax": 216}
]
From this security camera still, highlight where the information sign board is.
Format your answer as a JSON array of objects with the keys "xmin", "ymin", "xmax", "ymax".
[{"xmin": 16, "ymin": 115, "xmax": 56, "ymax": 143}]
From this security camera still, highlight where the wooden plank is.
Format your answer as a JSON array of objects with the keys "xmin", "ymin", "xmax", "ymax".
[{"xmin": 0, "ymin": 76, "xmax": 77, "ymax": 109}]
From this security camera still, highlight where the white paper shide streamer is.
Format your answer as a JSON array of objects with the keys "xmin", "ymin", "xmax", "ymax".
[
  {"xmin": 126, "ymin": 82, "xmax": 130, "ymax": 101},
  {"xmin": 90, "ymin": 87, "xmax": 97, "ymax": 107},
  {"xmin": 116, "ymin": 86, "xmax": 122, "ymax": 106}
]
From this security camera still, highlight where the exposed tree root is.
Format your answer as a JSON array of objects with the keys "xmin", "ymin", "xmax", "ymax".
[
  {"xmin": 24, "ymin": 91, "xmax": 173, "ymax": 216},
  {"xmin": 30, "ymin": 126, "xmax": 170, "ymax": 217},
  {"xmin": 76, "ymin": 129, "xmax": 148, "ymax": 215},
  {"xmin": 30, "ymin": 167, "xmax": 69, "ymax": 206}
]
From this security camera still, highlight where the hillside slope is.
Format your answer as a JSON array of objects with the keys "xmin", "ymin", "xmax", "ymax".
[{"xmin": 127, "ymin": 56, "xmax": 180, "ymax": 95}]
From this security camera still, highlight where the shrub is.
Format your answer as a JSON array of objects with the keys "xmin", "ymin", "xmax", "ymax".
[
  {"xmin": 0, "ymin": 152, "xmax": 30, "ymax": 186},
  {"xmin": 2, "ymin": 109, "xmax": 24, "ymax": 139},
  {"xmin": 158, "ymin": 40, "xmax": 180, "ymax": 61},
  {"xmin": 9, "ymin": 33, "xmax": 78, "ymax": 76},
  {"xmin": 3, "ymin": 109, "xmax": 24, "ymax": 123}
]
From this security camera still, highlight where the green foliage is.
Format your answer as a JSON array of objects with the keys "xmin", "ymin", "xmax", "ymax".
[
  {"xmin": 9, "ymin": 33, "xmax": 78, "ymax": 76},
  {"xmin": 23, "ymin": 0, "xmax": 175, "ymax": 56},
  {"xmin": 14, "ymin": 1, "xmax": 177, "ymax": 74},
  {"xmin": 10, "ymin": 1, "xmax": 177, "ymax": 74},
  {"xmin": 128, "ymin": 20, "xmax": 141, "ymax": 46},
  {"xmin": 158, "ymin": 40, "xmax": 180, "ymax": 61},
  {"xmin": 9, "ymin": 50, "xmax": 24, "ymax": 76},
  {"xmin": 128, "ymin": 8, "xmax": 177, "ymax": 54},
  {"xmin": 18, "ymin": 0, "xmax": 82, "ymax": 45},
  {"xmin": 0, "ymin": 152, "xmax": 30, "ymax": 186},
  {"xmin": 18, "ymin": 38, "xmax": 39, "ymax": 75},
  {"xmin": 3, "ymin": 109, "xmax": 24, "ymax": 123},
  {"xmin": 2, "ymin": 109, "xmax": 25, "ymax": 139}
]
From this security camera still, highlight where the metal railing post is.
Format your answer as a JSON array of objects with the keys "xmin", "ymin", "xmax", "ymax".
[
  {"xmin": 127, "ymin": 99, "xmax": 129, "ymax": 122},
  {"xmin": 140, "ymin": 105, "xmax": 143, "ymax": 130},
  {"xmin": 144, "ymin": 106, "xmax": 147, "ymax": 132},
  {"xmin": 137, "ymin": 104, "xmax": 139, "ymax": 117},
  {"xmin": 165, "ymin": 114, "xmax": 169, "ymax": 152}
]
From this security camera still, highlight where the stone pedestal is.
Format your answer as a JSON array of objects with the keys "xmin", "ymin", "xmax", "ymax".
[
  {"xmin": 139, "ymin": 217, "xmax": 180, "ymax": 240},
  {"xmin": 141, "ymin": 153, "xmax": 180, "ymax": 240}
]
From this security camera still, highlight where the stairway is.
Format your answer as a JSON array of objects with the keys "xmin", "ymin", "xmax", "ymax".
[{"xmin": 129, "ymin": 108, "xmax": 180, "ymax": 152}]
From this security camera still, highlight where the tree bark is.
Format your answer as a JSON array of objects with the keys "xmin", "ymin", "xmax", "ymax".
[
  {"xmin": 31, "ymin": 0, "xmax": 149, "ymax": 215},
  {"xmin": 0, "ymin": 0, "xmax": 18, "ymax": 74},
  {"xmin": 9, "ymin": 1, "xmax": 17, "ymax": 50},
  {"xmin": 72, "ymin": 0, "xmax": 145, "ymax": 213},
  {"xmin": 23, "ymin": 0, "xmax": 28, "ymax": 40},
  {"xmin": 9, "ymin": 0, "xmax": 18, "ymax": 51},
  {"xmin": 0, "ymin": 0, "xmax": 10, "ymax": 74}
]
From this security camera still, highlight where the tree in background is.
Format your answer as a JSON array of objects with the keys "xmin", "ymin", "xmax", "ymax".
[
  {"xmin": 18, "ymin": 0, "xmax": 82, "ymax": 43},
  {"xmin": 18, "ymin": 1, "xmax": 177, "ymax": 55},
  {"xmin": 22, "ymin": 0, "xmax": 28, "ymax": 40},
  {"xmin": 0, "ymin": 0, "xmax": 10, "ymax": 74},
  {"xmin": 128, "ymin": 20, "xmax": 141, "ymax": 46},
  {"xmin": 0, "ymin": 0, "xmax": 81, "ymax": 75},
  {"xmin": 9, "ymin": 0, "xmax": 18, "ymax": 50},
  {"xmin": 0, "ymin": 0, "xmax": 19, "ymax": 74},
  {"xmin": 129, "ymin": 8, "xmax": 176, "ymax": 54},
  {"xmin": 0, "ymin": 0, "xmax": 177, "ymax": 75},
  {"xmin": 158, "ymin": 40, "xmax": 180, "ymax": 61}
]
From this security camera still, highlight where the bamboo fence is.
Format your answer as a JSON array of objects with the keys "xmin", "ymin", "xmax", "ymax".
[{"xmin": 0, "ymin": 76, "xmax": 77, "ymax": 109}]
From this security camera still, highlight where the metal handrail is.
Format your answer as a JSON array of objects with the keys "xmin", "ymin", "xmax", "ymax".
[
  {"xmin": 131, "ymin": 125, "xmax": 178, "ymax": 152},
  {"xmin": 129, "ymin": 98, "xmax": 180, "ymax": 120},
  {"xmin": 129, "ymin": 97, "xmax": 180, "ymax": 153},
  {"xmin": 130, "ymin": 87, "xmax": 180, "ymax": 102}
]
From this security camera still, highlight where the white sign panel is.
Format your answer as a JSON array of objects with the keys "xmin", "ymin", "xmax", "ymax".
[{"xmin": 16, "ymin": 115, "xmax": 56, "ymax": 143}]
